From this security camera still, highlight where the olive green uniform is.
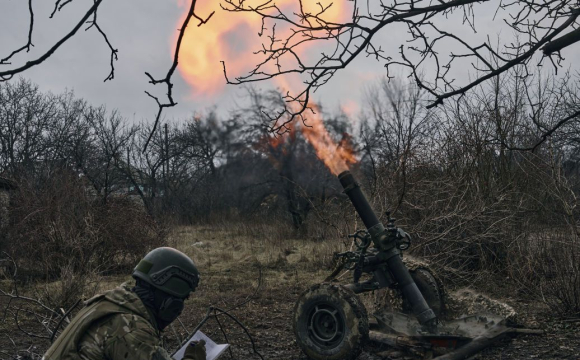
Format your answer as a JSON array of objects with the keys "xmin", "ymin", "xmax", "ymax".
[{"xmin": 43, "ymin": 282, "xmax": 172, "ymax": 360}]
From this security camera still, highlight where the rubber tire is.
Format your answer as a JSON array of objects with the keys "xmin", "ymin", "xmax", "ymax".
[
  {"xmin": 293, "ymin": 283, "xmax": 369, "ymax": 360},
  {"xmin": 403, "ymin": 268, "xmax": 444, "ymax": 316}
]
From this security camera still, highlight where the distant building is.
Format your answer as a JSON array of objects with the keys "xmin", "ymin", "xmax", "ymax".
[{"xmin": 0, "ymin": 176, "xmax": 17, "ymax": 230}]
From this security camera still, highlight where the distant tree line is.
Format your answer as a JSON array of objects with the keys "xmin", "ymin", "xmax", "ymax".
[
  {"xmin": 0, "ymin": 79, "xmax": 350, "ymax": 227},
  {"xmin": 2, "ymin": 73, "xmax": 580, "ymax": 226}
]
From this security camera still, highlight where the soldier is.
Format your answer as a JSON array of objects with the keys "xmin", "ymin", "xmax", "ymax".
[{"xmin": 43, "ymin": 247, "xmax": 205, "ymax": 360}]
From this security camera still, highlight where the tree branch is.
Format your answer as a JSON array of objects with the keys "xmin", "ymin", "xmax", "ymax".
[
  {"xmin": 0, "ymin": 0, "xmax": 103, "ymax": 82},
  {"xmin": 142, "ymin": 0, "xmax": 215, "ymax": 151},
  {"xmin": 0, "ymin": 0, "xmax": 34, "ymax": 65}
]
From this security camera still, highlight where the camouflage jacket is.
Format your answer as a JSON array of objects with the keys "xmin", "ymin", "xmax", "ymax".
[{"xmin": 43, "ymin": 282, "xmax": 172, "ymax": 360}]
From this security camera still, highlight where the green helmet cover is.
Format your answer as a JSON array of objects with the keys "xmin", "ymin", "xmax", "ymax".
[{"xmin": 132, "ymin": 247, "xmax": 200, "ymax": 298}]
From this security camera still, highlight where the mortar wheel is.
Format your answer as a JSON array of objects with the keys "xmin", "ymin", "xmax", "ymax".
[
  {"xmin": 403, "ymin": 267, "xmax": 445, "ymax": 316},
  {"xmin": 293, "ymin": 283, "xmax": 369, "ymax": 360}
]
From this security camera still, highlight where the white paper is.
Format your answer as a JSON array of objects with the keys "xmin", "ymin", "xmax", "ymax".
[{"xmin": 172, "ymin": 330, "xmax": 230, "ymax": 360}]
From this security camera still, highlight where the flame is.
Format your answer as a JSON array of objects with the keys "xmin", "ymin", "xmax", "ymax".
[
  {"xmin": 275, "ymin": 76, "xmax": 357, "ymax": 175},
  {"xmin": 256, "ymin": 112, "xmax": 356, "ymax": 176},
  {"xmin": 176, "ymin": 1, "xmax": 356, "ymax": 174},
  {"xmin": 262, "ymin": 120, "xmax": 296, "ymax": 153},
  {"xmin": 300, "ymin": 105, "xmax": 356, "ymax": 175},
  {"xmin": 251, "ymin": 119, "xmax": 297, "ymax": 171},
  {"xmin": 176, "ymin": 0, "xmax": 349, "ymax": 96}
]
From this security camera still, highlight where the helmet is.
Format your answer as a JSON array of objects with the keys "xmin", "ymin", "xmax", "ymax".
[{"xmin": 132, "ymin": 247, "xmax": 200, "ymax": 298}]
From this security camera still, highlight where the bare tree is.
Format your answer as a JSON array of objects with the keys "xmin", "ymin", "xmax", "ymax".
[
  {"xmin": 221, "ymin": 0, "xmax": 580, "ymax": 137},
  {"xmin": 0, "ymin": 0, "xmax": 214, "ymax": 149},
  {"xmin": 83, "ymin": 106, "xmax": 137, "ymax": 201},
  {"xmin": 0, "ymin": 79, "xmax": 62, "ymax": 177},
  {"xmin": 363, "ymin": 78, "xmax": 439, "ymax": 212}
]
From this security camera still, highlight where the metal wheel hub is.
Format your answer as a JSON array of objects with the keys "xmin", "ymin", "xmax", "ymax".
[{"xmin": 308, "ymin": 303, "xmax": 345, "ymax": 348}]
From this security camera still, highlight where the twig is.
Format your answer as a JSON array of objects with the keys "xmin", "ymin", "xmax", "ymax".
[
  {"xmin": 84, "ymin": 0, "xmax": 118, "ymax": 82},
  {"xmin": 50, "ymin": 299, "xmax": 81, "ymax": 343},
  {"xmin": 0, "ymin": 0, "xmax": 34, "ymax": 65},
  {"xmin": 142, "ymin": 0, "xmax": 214, "ymax": 151},
  {"xmin": 0, "ymin": 0, "xmax": 104, "ymax": 81}
]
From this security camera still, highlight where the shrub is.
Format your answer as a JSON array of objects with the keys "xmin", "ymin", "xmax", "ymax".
[
  {"xmin": 509, "ymin": 230, "xmax": 580, "ymax": 316},
  {"xmin": 1, "ymin": 170, "xmax": 165, "ymax": 307}
]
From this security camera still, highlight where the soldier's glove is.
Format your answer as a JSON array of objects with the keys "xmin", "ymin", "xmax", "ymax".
[{"xmin": 183, "ymin": 339, "xmax": 206, "ymax": 360}]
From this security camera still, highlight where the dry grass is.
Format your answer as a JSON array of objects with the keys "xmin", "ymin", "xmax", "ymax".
[
  {"xmin": 154, "ymin": 223, "xmax": 351, "ymax": 358},
  {"xmin": 169, "ymin": 223, "xmax": 345, "ymax": 275}
]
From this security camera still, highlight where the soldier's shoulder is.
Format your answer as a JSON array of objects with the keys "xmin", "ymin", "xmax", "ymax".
[
  {"xmin": 95, "ymin": 312, "xmax": 158, "ymax": 340},
  {"xmin": 85, "ymin": 282, "xmax": 134, "ymax": 306}
]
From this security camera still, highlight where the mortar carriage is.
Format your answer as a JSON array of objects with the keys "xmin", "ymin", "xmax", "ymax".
[{"xmin": 292, "ymin": 171, "xmax": 541, "ymax": 360}]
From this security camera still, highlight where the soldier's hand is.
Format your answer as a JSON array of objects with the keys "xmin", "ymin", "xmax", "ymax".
[{"xmin": 183, "ymin": 339, "xmax": 206, "ymax": 360}]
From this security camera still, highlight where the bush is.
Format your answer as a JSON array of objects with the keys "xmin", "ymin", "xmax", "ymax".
[
  {"xmin": 1, "ymin": 170, "xmax": 165, "ymax": 307},
  {"xmin": 509, "ymin": 230, "xmax": 580, "ymax": 316}
]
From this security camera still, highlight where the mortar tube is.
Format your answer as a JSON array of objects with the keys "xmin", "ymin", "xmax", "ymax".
[{"xmin": 338, "ymin": 170, "xmax": 437, "ymax": 326}]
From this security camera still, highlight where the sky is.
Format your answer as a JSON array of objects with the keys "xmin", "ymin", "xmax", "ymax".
[{"xmin": 1, "ymin": 0, "xmax": 579, "ymax": 126}]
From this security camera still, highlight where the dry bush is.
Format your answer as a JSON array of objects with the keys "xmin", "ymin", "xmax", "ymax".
[
  {"xmin": 1, "ymin": 169, "xmax": 165, "ymax": 308},
  {"xmin": 508, "ymin": 230, "xmax": 580, "ymax": 316},
  {"xmin": 503, "ymin": 161, "xmax": 580, "ymax": 316},
  {"xmin": 381, "ymin": 148, "xmax": 580, "ymax": 316},
  {"xmin": 539, "ymin": 246, "xmax": 580, "ymax": 316}
]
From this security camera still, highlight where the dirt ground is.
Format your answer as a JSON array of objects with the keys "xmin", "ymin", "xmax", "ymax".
[{"xmin": 2, "ymin": 225, "xmax": 579, "ymax": 359}]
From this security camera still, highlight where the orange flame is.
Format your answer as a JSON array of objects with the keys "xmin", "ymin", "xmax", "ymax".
[
  {"xmin": 260, "ymin": 120, "xmax": 296, "ymax": 153},
  {"xmin": 176, "ymin": 1, "xmax": 356, "ymax": 174},
  {"xmin": 256, "ymin": 111, "xmax": 356, "ymax": 176},
  {"xmin": 274, "ymin": 76, "xmax": 357, "ymax": 175},
  {"xmin": 252, "ymin": 121, "xmax": 298, "ymax": 170},
  {"xmin": 299, "ymin": 105, "xmax": 356, "ymax": 175},
  {"xmin": 176, "ymin": 0, "xmax": 349, "ymax": 96}
]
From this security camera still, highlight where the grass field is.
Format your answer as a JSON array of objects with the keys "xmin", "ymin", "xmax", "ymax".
[{"xmin": 167, "ymin": 224, "xmax": 340, "ymax": 359}]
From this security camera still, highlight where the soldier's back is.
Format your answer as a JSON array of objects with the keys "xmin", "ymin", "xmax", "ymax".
[
  {"xmin": 78, "ymin": 312, "xmax": 171, "ymax": 360},
  {"xmin": 43, "ymin": 283, "xmax": 171, "ymax": 360}
]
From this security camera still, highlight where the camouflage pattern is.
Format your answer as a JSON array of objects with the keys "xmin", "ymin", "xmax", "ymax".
[
  {"xmin": 77, "ymin": 312, "xmax": 171, "ymax": 360},
  {"xmin": 43, "ymin": 282, "xmax": 171, "ymax": 360}
]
